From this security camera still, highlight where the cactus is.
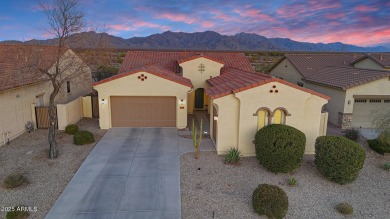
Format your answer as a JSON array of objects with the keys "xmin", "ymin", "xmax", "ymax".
[{"xmin": 192, "ymin": 118, "xmax": 203, "ymax": 159}]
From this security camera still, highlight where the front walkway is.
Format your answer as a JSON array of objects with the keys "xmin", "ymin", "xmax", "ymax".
[{"xmin": 46, "ymin": 127, "xmax": 215, "ymax": 219}]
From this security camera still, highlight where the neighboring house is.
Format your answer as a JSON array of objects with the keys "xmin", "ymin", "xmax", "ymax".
[
  {"xmin": 270, "ymin": 54, "xmax": 390, "ymax": 129},
  {"xmin": 93, "ymin": 51, "xmax": 329, "ymax": 155},
  {"xmin": 0, "ymin": 44, "xmax": 92, "ymax": 146},
  {"xmin": 353, "ymin": 53, "xmax": 390, "ymax": 71}
]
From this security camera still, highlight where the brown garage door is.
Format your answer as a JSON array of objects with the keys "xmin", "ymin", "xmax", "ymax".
[{"xmin": 110, "ymin": 96, "xmax": 176, "ymax": 127}]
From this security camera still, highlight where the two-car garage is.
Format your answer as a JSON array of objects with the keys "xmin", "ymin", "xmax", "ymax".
[{"xmin": 110, "ymin": 96, "xmax": 177, "ymax": 127}]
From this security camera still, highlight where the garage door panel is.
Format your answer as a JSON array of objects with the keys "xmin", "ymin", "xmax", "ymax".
[
  {"xmin": 352, "ymin": 101, "xmax": 388, "ymax": 128},
  {"xmin": 110, "ymin": 96, "xmax": 176, "ymax": 127}
]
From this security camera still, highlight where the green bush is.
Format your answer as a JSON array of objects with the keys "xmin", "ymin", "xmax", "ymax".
[
  {"xmin": 74, "ymin": 130, "xmax": 95, "ymax": 145},
  {"xmin": 288, "ymin": 178, "xmax": 297, "ymax": 186},
  {"xmin": 252, "ymin": 184, "xmax": 288, "ymax": 219},
  {"xmin": 383, "ymin": 162, "xmax": 390, "ymax": 171},
  {"xmin": 378, "ymin": 130, "xmax": 390, "ymax": 145},
  {"xmin": 344, "ymin": 128, "xmax": 359, "ymax": 141},
  {"xmin": 367, "ymin": 139, "xmax": 390, "ymax": 155},
  {"xmin": 224, "ymin": 148, "xmax": 241, "ymax": 164},
  {"xmin": 65, "ymin": 124, "xmax": 79, "ymax": 135},
  {"xmin": 335, "ymin": 202, "xmax": 353, "ymax": 215},
  {"xmin": 3, "ymin": 174, "xmax": 29, "ymax": 189},
  {"xmin": 6, "ymin": 207, "xmax": 29, "ymax": 219},
  {"xmin": 254, "ymin": 124, "xmax": 306, "ymax": 173},
  {"xmin": 315, "ymin": 136, "xmax": 366, "ymax": 184}
]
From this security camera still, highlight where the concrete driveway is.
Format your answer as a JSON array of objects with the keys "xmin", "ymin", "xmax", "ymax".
[{"xmin": 46, "ymin": 127, "xmax": 194, "ymax": 219}]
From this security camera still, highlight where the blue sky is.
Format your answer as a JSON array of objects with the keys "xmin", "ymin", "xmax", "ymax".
[{"xmin": 0, "ymin": 0, "xmax": 389, "ymax": 47}]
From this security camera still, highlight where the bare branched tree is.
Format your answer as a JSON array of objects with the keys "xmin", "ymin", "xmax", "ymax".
[{"xmin": 37, "ymin": 0, "xmax": 87, "ymax": 158}]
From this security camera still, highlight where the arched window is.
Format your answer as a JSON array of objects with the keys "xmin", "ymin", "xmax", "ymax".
[
  {"xmin": 273, "ymin": 109, "xmax": 285, "ymax": 124},
  {"xmin": 257, "ymin": 110, "xmax": 269, "ymax": 130}
]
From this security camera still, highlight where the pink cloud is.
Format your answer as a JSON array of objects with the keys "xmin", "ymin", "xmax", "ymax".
[
  {"xmin": 201, "ymin": 21, "xmax": 215, "ymax": 28},
  {"xmin": 107, "ymin": 20, "xmax": 170, "ymax": 34},
  {"xmin": 156, "ymin": 13, "xmax": 197, "ymax": 24},
  {"xmin": 325, "ymin": 12, "xmax": 346, "ymax": 19},
  {"xmin": 233, "ymin": 8, "xmax": 275, "ymax": 22},
  {"xmin": 355, "ymin": 5, "xmax": 379, "ymax": 12},
  {"xmin": 210, "ymin": 9, "xmax": 239, "ymax": 22}
]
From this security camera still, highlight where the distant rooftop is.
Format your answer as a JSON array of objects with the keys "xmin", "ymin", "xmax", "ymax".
[{"xmin": 353, "ymin": 53, "xmax": 390, "ymax": 68}]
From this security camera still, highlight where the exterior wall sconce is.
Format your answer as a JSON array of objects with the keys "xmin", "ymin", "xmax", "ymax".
[
  {"xmin": 213, "ymin": 116, "xmax": 218, "ymax": 121},
  {"xmin": 100, "ymin": 99, "xmax": 107, "ymax": 104},
  {"xmin": 179, "ymin": 99, "xmax": 185, "ymax": 109},
  {"xmin": 348, "ymin": 100, "xmax": 351, "ymax": 105}
]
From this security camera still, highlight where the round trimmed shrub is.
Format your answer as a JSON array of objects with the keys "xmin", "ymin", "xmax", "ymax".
[
  {"xmin": 65, "ymin": 124, "xmax": 79, "ymax": 135},
  {"xmin": 315, "ymin": 136, "xmax": 366, "ymax": 184},
  {"xmin": 254, "ymin": 124, "xmax": 306, "ymax": 173},
  {"xmin": 335, "ymin": 202, "xmax": 353, "ymax": 215},
  {"xmin": 252, "ymin": 184, "xmax": 288, "ymax": 219},
  {"xmin": 74, "ymin": 131, "xmax": 95, "ymax": 145}
]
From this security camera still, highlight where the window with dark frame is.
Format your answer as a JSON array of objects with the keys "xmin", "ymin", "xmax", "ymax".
[{"xmin": 67, "ymin": 81, "xmax": 71, "ymax": 94}]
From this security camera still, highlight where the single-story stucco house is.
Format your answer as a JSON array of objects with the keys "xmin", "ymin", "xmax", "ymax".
[
  {"xmin": 353, "ymin": 53, "xmax": 390, "ymax": 71},
  {"xmin": 270, "ymin": 54, "xmax": 390, "ymax": 129},
  {"xmin": 0, "ymin": 44, "xmax": 92, "ymax": 146},
  {"xmin": 93, "ymin": 51, "xmax": 329, "ymax": 155}
]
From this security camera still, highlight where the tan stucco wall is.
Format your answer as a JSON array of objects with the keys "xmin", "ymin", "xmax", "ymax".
[
  {"xmin": 212, "ymin": 82, "xmax": 328, "ymax": 156},
  {"xmin": 270, "ymin": 59, "xmax": 305, "ymax": 85},
  {"xmin": 93, "ymin": 72, "xmax": 191, "ymax": 129},
  {"xmin": 53, "ymin": 50, "xmax": 92, "ymax": 104},
  {"xmin": 57, "ymin": 97, "xmax": 84, "ymax": 130},
  {"xmin": 180, "ymin": 58, "xmax": 223, "ymax": 90},
  {"xmin": 305, "ymin": 82, "xmax": 346, "ymax": 125},
  {"xmin": 0, "ymin": 82, "xmax": 51, "ymax": 146},
  {"xmin": 82, "ymin": 96, "xmax": 93, "ymax": 118},
  {"xmin": 354, "ymin": 58, "xmax": 387, "ymax": 71}
]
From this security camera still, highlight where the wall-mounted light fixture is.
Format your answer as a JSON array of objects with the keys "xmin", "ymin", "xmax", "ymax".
[
  {"xmin": 213, "ymin": 116, "xmax": 218, "ymax": 121},
  {"xmin": 348, "ymin": 100, "xmax": 351, "ymax": 105},
  {"xmin": 100, "ymin": 99, "xmax": 107, "ymax": 104}
]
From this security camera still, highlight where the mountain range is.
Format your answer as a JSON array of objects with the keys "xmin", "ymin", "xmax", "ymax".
[{"xmin": 1, "ymin": 31, "xmax": 388, "ymax": 52}]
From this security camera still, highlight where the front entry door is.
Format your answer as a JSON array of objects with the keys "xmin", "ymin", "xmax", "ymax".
[{"xmin": 195, "ymin": 88, "xmax": 204, "ymax": 109}]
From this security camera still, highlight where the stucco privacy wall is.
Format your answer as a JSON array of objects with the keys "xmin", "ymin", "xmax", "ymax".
[
  {"xmin": 270, "ymin": 59, "xmax": 304, "ymax": 85},
  {"xmin": 354, "ymin": 58, "xmax": 387, "ymax": 71},
  {"xmin": 0, "ymin": 82, "xmax": 50, "ymax": 146},
  {"xmin": 57, "ymin": 97, "xmax": 84, "ymax": 130},
  {"xmin": 211, "ymin": 81, "xmax": 328, "ymax": 156},
  {"xmin": 305, "ymin": 82, "xmax": 346, "ymax": 125},
  {"xmin": 93, "ymin": 72, "xmax": 191, "ymax": 129}
]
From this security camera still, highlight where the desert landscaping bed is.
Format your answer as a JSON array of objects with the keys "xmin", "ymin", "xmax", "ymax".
[
  {"xmin": 180, "ymin": 139, "xmax": 390, "ymax": 219},
  {"xmin": 0, "ymin": 118, "xmax": 106, "ymax": 219}
]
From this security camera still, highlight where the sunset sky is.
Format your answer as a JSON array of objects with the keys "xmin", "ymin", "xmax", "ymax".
[{"xmin": 0, "ymin": 0, "xmax": 389, "ymax": 48}]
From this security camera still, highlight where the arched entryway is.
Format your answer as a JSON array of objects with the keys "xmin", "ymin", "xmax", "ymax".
[{"xmin": 194, "ymin": 88, "xmax": 204, "ymax": 109}]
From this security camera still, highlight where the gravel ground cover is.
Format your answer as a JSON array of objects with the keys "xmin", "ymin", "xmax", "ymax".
[
  {"xmin": 181, "ymin": 138, "xmax": 390, "ymax": 219},
  {"xmin": 0, "ymin": 118, "xmax": 106, "ymax": 219}
]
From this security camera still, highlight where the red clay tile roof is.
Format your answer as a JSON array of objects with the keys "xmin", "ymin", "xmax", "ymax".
[
  {"xmin": 303, "ymin": 66, "xmax": 390, "ymax": 90},
  {"xmin": 0, "ymin": 44, "xmax": 67, "ymax": 92},
  {"xmin": 205, "ymin": 67, "xmax": 330, "ymax": 100},
  {"xmin": 271, "ymin": 53, "xmax": 364, "ymax": 78},
  {"xmin": 93, "ymin": 64, "xmax": 193, "ymax": 88},
  {"xmin": 352, "ymin": 53, "xmax": 390, "ymax": 68},
  {"xmin": 119, "ymin": 51, "xmax": 254, "ymax": 74},
  {"xmin": 177, "ymin": 54, "xmax": 225, "ymax": 65}
]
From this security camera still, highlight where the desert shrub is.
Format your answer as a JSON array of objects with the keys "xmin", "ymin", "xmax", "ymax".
[
  {"xmin": 252, "ymin": 184, "xmax": 288, "ymax": 219},
  {"xmin": 378, "ymin": 130, "xmax": 390, "ymax": 145},
  {"xmin": 3, "ymin": 174, "xmax": 29, "ymax": 189},
  {"xmin": 367, "ymin": 139, "xmax": 390, "ymax": 155},
  {"xmin": 344, "ymin": 128, "xmax": 359, "ymax": 141},
  {"xmin": 315, "ymin": 136, "xmax": 366, "ymax": 184},
  {"xmin": 65, "ymin": 124, "xmax": 79, "ymax": 135},
  {"xmin": 288, "ymin": 178, "xmax": 297, "ymax": 186},
  {"xmin": 6, "ymin": 207, "xmax": 29, "ymax": 219},
  {"xmin": 383, "ymin": 162, "xmax": 390, "ymax": 171},
  {"xmin": 74, "ymin": 130, "xmax": 95, "ymax": 145},
  {"xmin": 254, "ymin": 124, "xmax": 306, "ymax": 173},
  {"xmin": 335, "ymin": 202, "xmax": 353, "ymax": 215},
  {"xmin": 224, "ymin": 148, "xmax": 241, "ymax": 164}
]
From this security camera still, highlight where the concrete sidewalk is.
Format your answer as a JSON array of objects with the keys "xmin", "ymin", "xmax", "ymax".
[{"xmin": 46, "ymin": 127, "xmax": 215, "ymax": 219}]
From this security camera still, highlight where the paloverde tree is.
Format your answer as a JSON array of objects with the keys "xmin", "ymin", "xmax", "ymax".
[{"xmin": 38, "ymin": 0, "xmax": 87, "ymax": 158}]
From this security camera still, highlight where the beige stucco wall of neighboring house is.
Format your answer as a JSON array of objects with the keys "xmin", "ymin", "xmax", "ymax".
[
  {"xmin": 181, "ymin": 58, "xmax": 223, "ymax": 113},
  {"xmin": 354, "ymin": 58, "xmax": 387, "ymax": 71},
  {"xmin": 57, "ymin": 97, "xmax": 84, "ymax": 130},
  {"xmin": 270, "ymin": 59, "xmax": 305, "ymax": 85},
  {"xmin": 53, "ymin": 50, "xmax": 92, "ymax": 104},
  {"xmin": 0, "ymin": 82, "xmax": 51, "ymax": 146},
  {"xmin": 305, "ymin": 82, "xmax": 346, "ymax": 125},
  {"xmin": 93, "ymin": 72, "xmax": 191, "ymax": 129},
  {"xmin": 212, "ymin": 82, "xmax": 328, "ymax": 156}
]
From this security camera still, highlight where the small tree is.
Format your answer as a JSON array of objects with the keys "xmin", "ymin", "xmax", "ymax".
[{"xmin": 192, "ymin": 119, "xmax": 203, "ymax": 159}]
